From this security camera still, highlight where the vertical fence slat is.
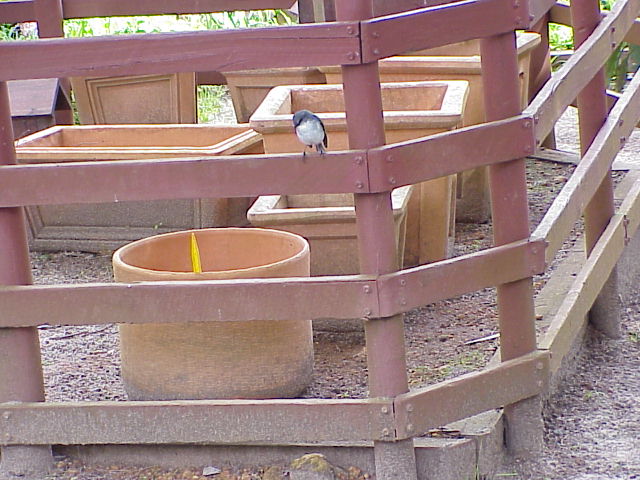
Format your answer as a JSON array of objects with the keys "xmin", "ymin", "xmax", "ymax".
[
  {"xmin": 0, "ymin": 82, "xmax": 53, "ymax": 476},
  {"xmin": 571, "ymin": 0, "xmax": 622, "ymax": 339},
  {"xmin": 335, "ymin": 1, "xmax": 418, "ymax": 478},
  {"xmin": 479, "ymin": 32, "xmax": 543, "ymax": 456}
]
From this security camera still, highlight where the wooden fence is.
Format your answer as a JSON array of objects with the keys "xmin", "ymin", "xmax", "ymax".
[{"xmin": 1, "ymin": 0, "xmax": 640, "ymax": 478}]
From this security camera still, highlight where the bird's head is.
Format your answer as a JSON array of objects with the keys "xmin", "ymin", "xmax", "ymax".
[{"xmin": 292, "ymin": 109, "xmax": 314, "ymax": 128}]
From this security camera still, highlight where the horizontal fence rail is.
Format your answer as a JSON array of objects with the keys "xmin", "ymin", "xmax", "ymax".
[
  {"xmin": 0, "ymin": 0, "xmax": 537, "ymax": 82},
  {"xmin": 533, "ymin": 64, "xmax": 640, "ymax": 262},
  {"xmin": 393, "ymin": 351, "xmax": 549, "ymax": 439},
  {"xmin": 377, "ymin": 239, "xmax": 546, "ymax": 317},
  {"xmin": 0, "ymin": 23, "xmax": 362, "ymax": 81},
  {"xmin": 360, "ymin": 0, "xmax": 528, "ymax": 62},
  {"xmin": 0, "ymin": 117, "xmax": 538, "ymax": 206},
  {"xmin": 0, "ymin": 150, "xmax": 372, "ymax": 206},
  {"xmin": 0, "ymin": 398, "xmax": 394, "ymax": 445},
  {"xmin": 367, "ymin": 116, "xmax": 535, "ymax": 191},
  {"xmin": 0, "ymin": 239, "xmax": 543, "ymax": 327},
  {"xmin": 525, "ymin": 0, "xmax": 640, "ymax": 144}
]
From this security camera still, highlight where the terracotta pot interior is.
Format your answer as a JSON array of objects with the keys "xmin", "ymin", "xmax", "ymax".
[
  {"xmin": 290, "ymin": 85, "xmax": 446, "ymax": 114},
  {"xmin": 52, "ymin": 126, "xmax": 246, "ymax": 148},
  {"xmin": 118, "ymin": 230, "xmax": 305, "ymax": 273}
]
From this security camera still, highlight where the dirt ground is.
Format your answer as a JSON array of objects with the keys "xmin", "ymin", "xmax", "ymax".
[{"xmin": 9, "ymin": 106, "xmax": 640, "ymax": 479}]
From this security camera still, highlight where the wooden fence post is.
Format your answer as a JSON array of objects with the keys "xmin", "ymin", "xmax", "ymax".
[
  {"xmin": 529, "ymin": 12, "xmax": 556, "ymax": 149},
  {"xmin": 335, "ymin": 1, "xmax": 418, "ymax": 478},
  {"xmin": 571, "ymin": 0, "xmax": 622, "ymax": 339},
  {"xmin": 479, "ymin": 32, "xmax": 543, "ymax": 457},
  {"xmin": 0, "ymin": 82, "xmax": 53, "ymax": 477}
]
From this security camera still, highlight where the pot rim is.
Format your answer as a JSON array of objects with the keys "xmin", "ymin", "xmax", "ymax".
[{"xmin": 112, "ymin": 227, "xmax": 309, "ymax": 279}]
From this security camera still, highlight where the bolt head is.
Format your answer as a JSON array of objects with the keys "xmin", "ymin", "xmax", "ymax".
[
  {"xmin": 363, "ymin": 285, "xmax": 372, "ymax": 294},
  {"xmin": 381, "ymin": 406, "xmax": 389, "ymax": 414},
  {"xmin": 355, "ymin": 181, "xmax": 364, "ymax": 189},
  {"xmin": 406, "ymin": 423, "xmax": 414, "ymax": 432}
]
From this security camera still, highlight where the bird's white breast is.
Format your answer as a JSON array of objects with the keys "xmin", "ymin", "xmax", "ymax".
[{"xmin": 296, "ymin": 118, "xmax": 325, "ymax": 146}]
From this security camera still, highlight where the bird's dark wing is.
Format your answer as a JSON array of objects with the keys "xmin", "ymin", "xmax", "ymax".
[{"xmin": 323, "ymin": 130, "xmax": 328, "ymax": 148}]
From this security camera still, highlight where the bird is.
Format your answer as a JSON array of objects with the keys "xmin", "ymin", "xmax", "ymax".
[{"xmin": 292, "ymin": 109, "xmax": 327, "ymax": 155}]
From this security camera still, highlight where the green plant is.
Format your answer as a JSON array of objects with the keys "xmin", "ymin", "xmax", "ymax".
[
  {"xmin": 606, "ymin": 42, "xmax": 640, "ymax": 91},
  {"xmin": 0, "ymin": 22, "xmax": 37, "ymax": 40},
  {"xmin": 197, "ymin": 85, "xmax": 229, "ymax": 123}
]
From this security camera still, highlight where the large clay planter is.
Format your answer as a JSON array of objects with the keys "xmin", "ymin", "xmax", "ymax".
[
  {"xmin": 249, "ymin": 81, "xmax": 469, "ymax": 266},
  {"xmin": 247, "ymin": 186, "xmax": 412, "ymax": 276},
  {"xmin": 113, "ymin": 227, "xmax": 313, "ymax": 400},
  {"xmin": 71, "ymin": 72, "xmax": 196, "ymax": 124},
  {"xmin": 16, "ymin": 124, "xmax": 263, "ymax": 252},
  {"xmin": 320, "ymin": 32, "xmax": 541, "ymax": 223},
  {"xmin": 225, "ymin": 67, "xmax": 326, "ymax": 122}
]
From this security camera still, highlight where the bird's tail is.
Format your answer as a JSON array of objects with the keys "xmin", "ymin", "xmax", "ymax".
[{"xmin": 316, "ymin": 143, "xmax": 327, "ymax": 154}]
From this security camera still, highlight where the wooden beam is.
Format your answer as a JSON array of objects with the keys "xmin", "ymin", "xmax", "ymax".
[
  {"xmin": 0, "ymin": 397, "xmax": 393, "ymax": 445},
  {"xmin": 393, "ymin": 351, "xmax": 549, "ymax": 439},
  {"xmin": 360, "ymin": 0, "xmax": 527, "ymax": 62},
  {"xmin": 0, "ymin": 150, "xmax": 370, "ymax": 208},
  {"xmin": 532, "ymin": 66, "xmax": 640, "ymax": 263},
  {"xmin": 377, "ymin": 239, "xmax": 546, "ymax": 317},
  {"xmin": 0, "ymin": 22, "xmax": 360, "ymax": 81},
  {"xmin": 550, "ymin": 2, "xmax": 640, "ymax": 46},
  {"xmin": 367, "ymin": 116, "xmax": 535, "ymax": 191},
  {"xmin": 540, "ymin": 174, "xmax": 640, "ymax": 372},
  {"xmin": 526, "ymin": 0, "xmax": 640, "ymax": 144},
  {"xmin": 0, "ymin": 275, "xmax": 379, "ymax": 328}
]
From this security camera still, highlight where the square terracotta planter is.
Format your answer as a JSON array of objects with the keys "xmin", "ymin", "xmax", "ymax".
[
  {"xmin": 247, "ymin": 187, "xmax": 413, "ymax": 276},
  {"xmin": 320, "ymin": 32, "xmax": 541, "ymax": 223},
  {"xmin": 71, "ymin": 72, "xmax": 196, "ymax": 124},
  {"xmin": 249, "ymin": 81, "xmax": 469, "ymax": 266},
  {"xmin": 225, "ymin": 67, "xmax": 326, "ymax": 123},
  {"xmin": 16, "ymin": 124, "xmax": 263, "ymax": 252}
]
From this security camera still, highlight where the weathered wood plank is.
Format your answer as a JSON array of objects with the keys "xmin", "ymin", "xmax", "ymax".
[
  {"xmin": 0, "ymin": 23, "xmax": 360, "ymax": 81},
  {"xmin": 0, "ymin": 150, "xmax": 370, "ymax": 207},
  {"xmin": 532, "ymin": 66, "xmax": 640, "ymax": 263},
  {"xmin": 0, "ymin": 275, "xmax": 379, "ymax": 328},
  {"xmin": 361, "ymin": 0, "xmax": 525, "ymax": 61},
  {"xmin": 377, "ymin": 239, "xmax": 546, "ymax": 317},
  {"xmin": 367, "ymin": 116, "xmax": 534, "ymax": 191},
  {"xmin": 550, "ymin": 2, "xmax": 640, "ymax": 46},
  {"xmin": 526, "ymin": 0, "xmax": 640, "ymax": 144},
  {"xmin": 528, "ymin": 0, "xmax": 556, "ymax": 26},
  {"xmin": 0, "ymin": 398, "xmax": 393, "ymax": 445},
  {"xmin": 540, "ymin": 176, "xmax": 640, "ymax": 373},
  {"xmin": 393, "ymin": 351, "xmax": 549, "ymax": 439}
]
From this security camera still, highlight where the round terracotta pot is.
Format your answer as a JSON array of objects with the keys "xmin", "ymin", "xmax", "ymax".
[{"xmin": 112, "ymin": 227, "xmax": 313, "ymax": 400}]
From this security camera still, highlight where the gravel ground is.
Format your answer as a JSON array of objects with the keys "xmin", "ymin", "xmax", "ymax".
[{"xmin": 6, "ymin": 104, "xmax": 640, "ymax": 478}]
